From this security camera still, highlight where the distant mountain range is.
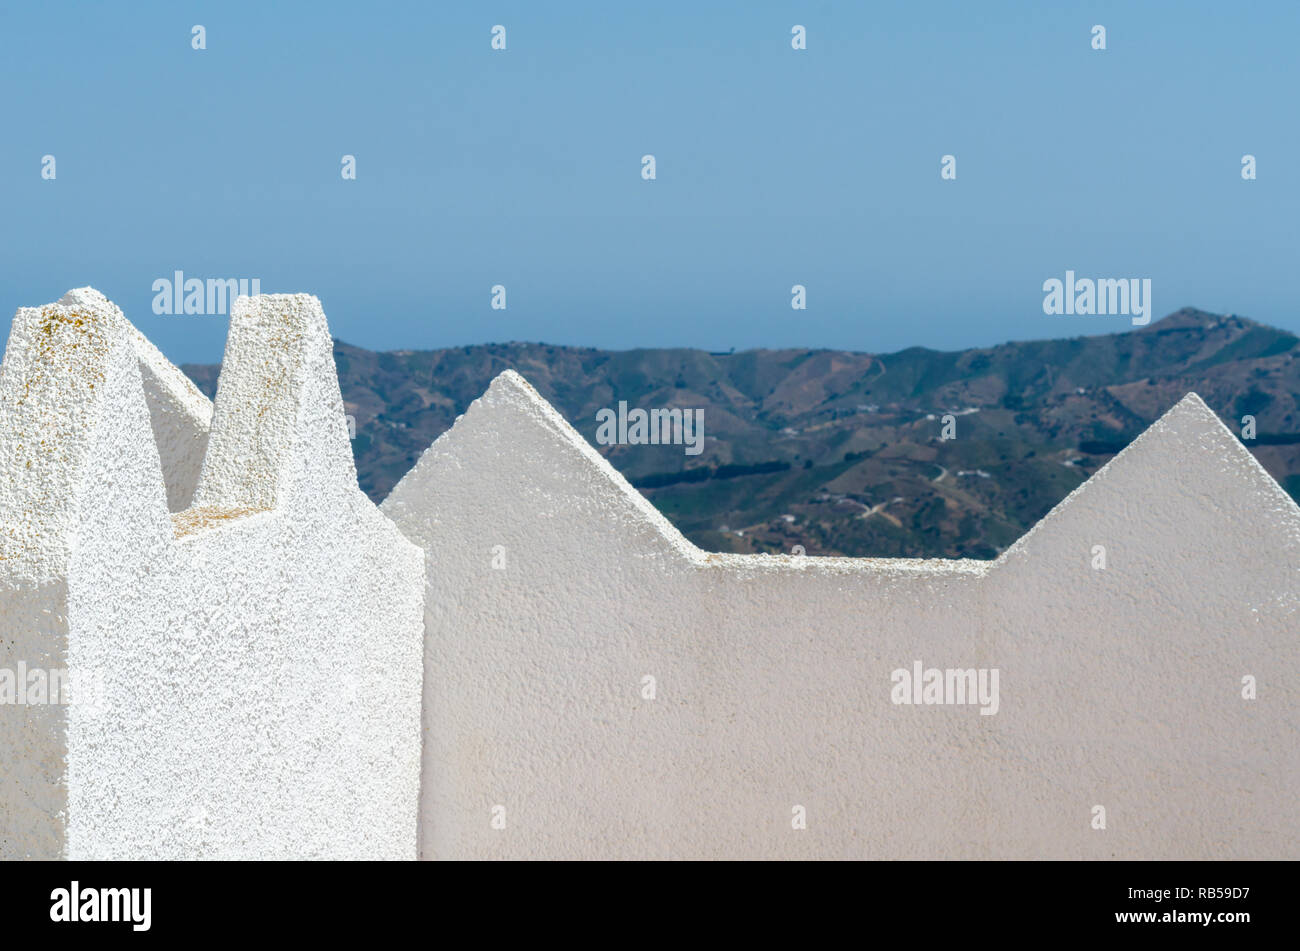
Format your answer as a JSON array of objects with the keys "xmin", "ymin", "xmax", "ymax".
[{"xmin": 182, "ymin": 308, "xmax": 1300, "ymax": 558}]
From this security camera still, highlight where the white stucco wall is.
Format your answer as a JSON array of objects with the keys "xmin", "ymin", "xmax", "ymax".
[
  {"xmin": 384, "ymin": 370, "xmax": 1300, "ymax": 860},
  {"xmin": 59, "ymin": 288, "xmax": 212, "ymax": 512},
  {"xmin": 4, "ymin": 285, "xmax": 1293, "ymax": 862},
  {"xmin": 0, "ymin": 290, "xmax": 424, "ymax": 860}
]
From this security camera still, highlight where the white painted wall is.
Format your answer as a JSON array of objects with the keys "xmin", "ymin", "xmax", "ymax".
[
  {"xmin": 0, "ymin": 290, "xmax": 424, "ymax": 860},
  {"xmin": 3, "ymin": 286, "xmax": 1293, "ymax": 861},
  {"xmin": 59, "ymin": 288, "xmax": 212, "ymax": 512},
  {"xmin": 384, "ymin": 371, "xmax": 1300, "ymax": 860}
]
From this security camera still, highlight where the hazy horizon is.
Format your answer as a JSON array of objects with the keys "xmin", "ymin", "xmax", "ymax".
[
  {"xmin": 3, "ymin": 0, "xmax": 1297, "ymax": 365},
  {"xmin": 175, "ymin": 302, "xmax": 1264, "ymax": 365}
]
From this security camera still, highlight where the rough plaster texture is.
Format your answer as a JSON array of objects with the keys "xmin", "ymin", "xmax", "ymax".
[
  {"xmin": 384, "ymin": 370, "xmax": 1300, "ymax": 860},
  {"xmin": 3, "ymin": 284, "xmax": 1293, "ymax": 862},
  {"xmin": 0, "ymin": 290, "xmax": 424, "ymax": 860},
  {"xmin": 61, "ymin": 288, "xmax": 212, "ymax": 513}
]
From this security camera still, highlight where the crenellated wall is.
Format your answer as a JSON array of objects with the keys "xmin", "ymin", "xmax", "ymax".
[
  {"xmin": 2, "ymin": 289, "xmax": 1296, "ymax": 861},
  {"xmin": 384, "ymin": 371, "xmax": 1300, "ymax": 860},
  {"xmin": 0, "ymin": 289, "xmax": 424, "ymax": 860}
]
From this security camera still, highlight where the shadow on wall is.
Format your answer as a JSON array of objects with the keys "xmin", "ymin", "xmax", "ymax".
[
  {"xmin": 2, "ymin": 287, "xmax": 1296, "ymax": 861},
  {"xmin": 384, "ymin": 370, "xmax": 1300, "ymax": 860}
]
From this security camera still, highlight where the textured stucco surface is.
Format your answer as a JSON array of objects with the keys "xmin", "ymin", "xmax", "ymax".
[
  {"xmin": 4, "ymin": 284, "xmax": 1294, "ymax": 862},
  {"xmin": 384, "ymin": 370, "xmax": 1300, "ymax": 860},
  {"xmin": 0, "ymin": 290, "xmax": 424, "ymax": 860},
  {"xmin": 60, "ymin": 288, "xmax": 212, "ymax": 513}
]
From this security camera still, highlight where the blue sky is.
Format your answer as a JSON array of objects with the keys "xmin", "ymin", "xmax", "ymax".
[{"xmin": 1, "ymin": 0, "xmax": 1296, "ymax": 364}]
